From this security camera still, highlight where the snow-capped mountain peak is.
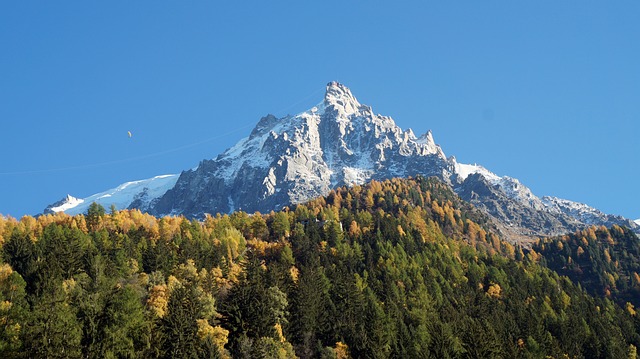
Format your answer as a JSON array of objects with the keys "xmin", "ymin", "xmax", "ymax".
[
  {"xmin": 44, "ymin": 81, "xmax": 639, "ymax": 239},
  {"xmin": 44, "ymin": 195, "xmax": 84, "ymax": 214},
  {"xmin": 416, "ymin": 129, "xmax": 432, "ymax": 144},
  {"xmin": 324, "ymin": 81, "xmax": 362, "ymax": 117},
  {"xmin": 410, "ymin": 130, "xmax": 442, "ymax": 157},
  {"xmin": 151, "ymin": 82, "xmax": 455, "ymax": 217}
]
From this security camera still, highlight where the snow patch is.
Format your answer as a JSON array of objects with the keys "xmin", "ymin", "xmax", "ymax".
[
  {"xmin": 263, "ymin": 167, "xmax": 277, "ymax": 198},
  {"xmin": 493, "ymin": 176, "xmax": 548, "ymax": 211},
  {"xmin": 455, "ymin": 162, "xmax": 501, "ymax": 183},
  {"xmin": 413, "ymin": 130, "xmax": 441, "ymax": 155},
  {"xmin": 454, "ymin": 159, "xmax": 547, "ymax": 211},
  {"xmin": 48, "ymin": 195, "xmax": 85, "ymax": 213},
  {"xmin": 296, "ymin": 101, "xmax": 326, "ymax": 118},
  {"xmin": 342, "ymin": 167, "xmax": 374, "ymax": 186},
  {"xmin": 216, "ymin": 133, "xmax": 273, "ymax": 180}
]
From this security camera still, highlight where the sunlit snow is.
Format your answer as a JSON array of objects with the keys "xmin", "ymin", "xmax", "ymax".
[
  {"xmin": 454, "ymin": 162, "xmax": 501, "ymax": 183},
  {"xmin": 48, "ymin": 174, "xmax": 178, "ymax": 215}
]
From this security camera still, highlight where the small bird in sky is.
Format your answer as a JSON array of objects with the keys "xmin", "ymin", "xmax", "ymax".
[{"xmin": 128, "ymin": 131, "xmax": 132, "ymax": 138}]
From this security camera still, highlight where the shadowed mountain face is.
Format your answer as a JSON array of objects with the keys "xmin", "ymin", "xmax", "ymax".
[{"xmin": 46, "ymin": 82, "xmax": 639, "ymax": 241}]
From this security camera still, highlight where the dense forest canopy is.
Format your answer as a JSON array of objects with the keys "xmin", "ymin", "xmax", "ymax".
[
  {"xmin": 534, "ymin": 224, "xmax": 640, "ymax": 308},
  {"xmin": 1, "ymin": 176, "xmax": 639, "ymax": 358}
]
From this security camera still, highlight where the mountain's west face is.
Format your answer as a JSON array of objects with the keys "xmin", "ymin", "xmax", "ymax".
[{"xmin": 45, "ymin": 82, "xmax": 639, "ymax": 240}]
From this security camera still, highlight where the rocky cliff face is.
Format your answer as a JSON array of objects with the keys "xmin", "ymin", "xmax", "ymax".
[
  {"xmin": 151, "ymin": 82, "xmax": 453, "ymax": 218},
  {"xmin": 456, "ymin": 173, "xmax": 584, "ymax": 237},
  {"xmin": 541, "ymin": 196, "xmax": 638, "ymax": 230}
]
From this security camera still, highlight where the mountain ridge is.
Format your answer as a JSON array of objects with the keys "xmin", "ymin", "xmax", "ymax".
[{"xmin": 44, "ymin": 82, "xmax": 639, "ymax": 239}]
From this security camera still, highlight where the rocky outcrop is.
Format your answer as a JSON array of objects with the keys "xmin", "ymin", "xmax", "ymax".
[
  {"xmin": 456, "ymin": 173, "xmax": 583, "ymax": 237},
  {"xmin": 152, "ymin": 82, "xmax": 451, "ymax": 218}
]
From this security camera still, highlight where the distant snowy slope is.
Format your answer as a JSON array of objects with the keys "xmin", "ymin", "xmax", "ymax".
[
  {"xmin": 636, "ymin": 219, "xmax": 640, "ymax": 226},
  {"xmin": 540, "ymin": 196, "xmax": 638, "ymax": 230},
  {"xmin": 44, "ymin": 174, "xmax": 178, "ymax": 215}
]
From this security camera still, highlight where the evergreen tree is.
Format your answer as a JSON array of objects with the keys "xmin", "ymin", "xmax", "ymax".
[
  {"xmin": 23, "ymin": 286, "xmax": 83, "ymax": 359},
  {"xmin": 86, "ymin": 202, "xmax": 106, "ymax": 230},
  {"xmin": 163, "ymin": 283, "xmax": 206, "ymax": 359}
]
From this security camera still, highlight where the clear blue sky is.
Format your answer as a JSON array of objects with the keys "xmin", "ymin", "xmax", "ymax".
[{"xmin": 0, "ymin": 1, "xmax": 638, "ymax": 220}]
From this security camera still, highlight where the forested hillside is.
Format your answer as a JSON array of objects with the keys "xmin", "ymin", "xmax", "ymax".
[
  {"xmin": 535, "ymin": 225, "xmax": 640, "ymax": 308},
  {"xmin": 1, "ymin": 176, "xmax": 639, "ymax": 358}
]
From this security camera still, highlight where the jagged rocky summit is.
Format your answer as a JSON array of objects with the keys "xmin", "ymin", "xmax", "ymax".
[
  {"xmin": 152, "ymin": 82, "xmax": 451, "ymax": 218},
  {"xmin": 45, "ymin": 82, "xmax": 640, "ymax": 240}
]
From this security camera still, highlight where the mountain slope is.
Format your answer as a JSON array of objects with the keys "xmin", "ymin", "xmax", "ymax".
[
  {"xmin": 534, "ymin": 225, "xmax": 640, "ymax": 307},
  {"xmin": 13, "ymin": 177, "xmax": 640, "ymax": 358}
]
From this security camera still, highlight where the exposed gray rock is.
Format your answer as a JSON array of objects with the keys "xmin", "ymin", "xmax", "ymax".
[
  {"xmin": 152, "ymin": 82, "xmax": 451, "ymax": 218},
  {"xmin": 456, "ymin": 173, "xmax": 583, "ymax": 237},
  {"xmin": 541, "ymin": 196, "xmax": 638, "ymax": 230}
]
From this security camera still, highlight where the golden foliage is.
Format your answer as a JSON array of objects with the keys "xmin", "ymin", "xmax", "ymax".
[
  {"xmin": 62, "ymin": 278, "xmax": 77, "ymax": 295},
  {"xmin": 627, "ymin": 302, "xmax": 637, "ymax": 317},
  {"xmin": 0, "ymin": 263, "xmax": 13, "ymax": 282},
  {"xmin": 289, "ymin": 266, "xmax": 299, "ymax": 283},
  {"xmin": 527, "ymin": 249, "xmax": 540, "ymax": 262},
  {"xmin": 197, "ymin": 319, "xmax": 229, "ymax": 349},
  {"xmin": 274, "ymin": 322, "xmax": 285, "ymax": 343},
  {"xmin": 486, "ymin": 283, "xmax": 502, "ymax": 299},
  {"xmin": 431, "ymin": 201, "xmax": 445, "ymax": 222},
  {"xmin": 348, "ymin": 221, "xmax": 361, "ymax": 237},
  {"xmin": 147, "ymin": 284, "xmax": 169, "ymax": 318},
  {"xmin": 227, "ymin": 262, "xmax": 243, "ymax": 284},
  {"xmin": 335, "ymin": 342, "xmax": 351, "ymax": 359}
]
